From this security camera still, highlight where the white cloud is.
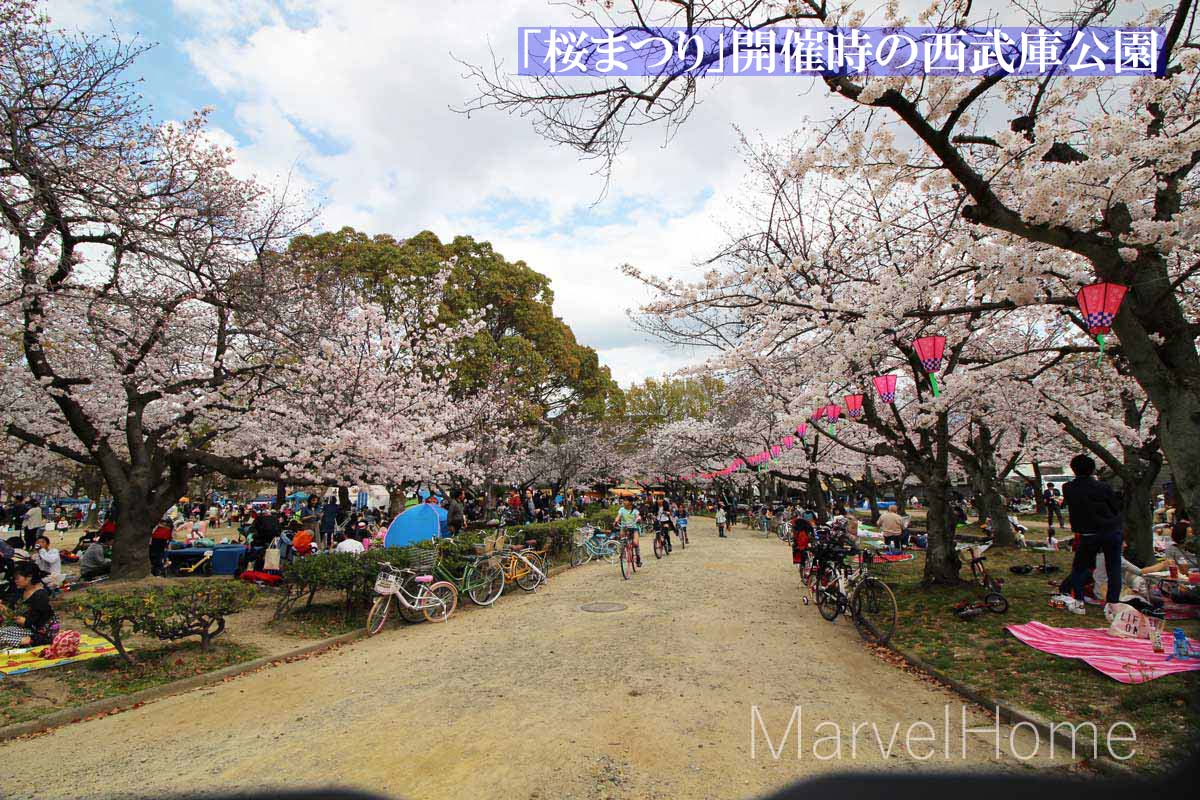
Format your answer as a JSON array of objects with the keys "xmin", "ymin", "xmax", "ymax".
[{"xmin": 105, "ymin": 1, "xmax": 836, "ymax": 384}]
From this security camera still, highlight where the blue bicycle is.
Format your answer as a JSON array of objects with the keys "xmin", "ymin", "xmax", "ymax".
[{"xmin": 569, "ymin": 524, "xmax": 622, "ymax": 566}]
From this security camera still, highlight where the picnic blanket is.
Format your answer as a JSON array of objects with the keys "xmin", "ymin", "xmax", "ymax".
[
  {"xmin": 1006, "ymin": 620, "xmax": 1200, "ymax": 684},
  {"xmin": 0, "ymin": 634, "xmax": 120, "ymax": 676},
  {"xmin": 856, "ymin": 552, "xmax": 914, "ymax": 563}
]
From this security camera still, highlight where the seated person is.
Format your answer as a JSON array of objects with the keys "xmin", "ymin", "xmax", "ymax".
[
  {"xmin": 334, "ymin": 532, "xmax": 364, "ymax": 554},
  {"xmin": 1141, "ymin": 522, "xmax": 1198, "ymax": 575},
  {"xmin": 79, "ymin": 533, "xmax": 112, "ymax": 580},
  {"xmin": 877, "ymin": 505, "xmax": 907, "ymax": 551},
  {"xmin": 0, "ymin": 563, "xmax": 58, "ymax": 648},
  {"xmin": 291, "ymin": 528, "xmax": 315, "ymax": 556},
  {"xmin": 32, "ymin": 535, "xmax": 62, "ymax": 588}
]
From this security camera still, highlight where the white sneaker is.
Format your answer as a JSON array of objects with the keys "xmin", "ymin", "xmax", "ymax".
[{"xmin": 1068, "ymin": 599, "xmax": 1086, "ymax": 615}]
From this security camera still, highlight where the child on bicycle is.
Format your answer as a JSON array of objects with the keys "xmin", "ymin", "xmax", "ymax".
[
  {"xmin": 656, "ymin": 502, "xmax": 674, "ymax": 553},
  {"xmin": 615, "ymin": 498, "xmax": 642, "ymax": 566}
]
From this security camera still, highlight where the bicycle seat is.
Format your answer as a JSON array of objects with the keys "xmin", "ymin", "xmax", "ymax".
[{"xmin": 414, "ymin": 575, "xmax": 433, "ymax": 583}]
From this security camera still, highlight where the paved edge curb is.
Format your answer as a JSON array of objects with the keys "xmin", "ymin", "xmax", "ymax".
[
  {"xmin": 0, "ymin": 558, "xmax": 587, "ymax": 743},
  {"xmin": 881, "ymin": 641, "xmax": 1140, "ymax": 778},
  {"xmin": 0, "ymin": 628, "xmax": 366, "ymax": 743}
]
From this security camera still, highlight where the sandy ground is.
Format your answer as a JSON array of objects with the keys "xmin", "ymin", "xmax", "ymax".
[{"xmin": 0, "ymin": 518, "xmax": 1070, "ymax": 800}]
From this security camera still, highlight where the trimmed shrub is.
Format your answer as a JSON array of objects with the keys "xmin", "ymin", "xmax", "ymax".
[
  {"xmin": 67, "ymin": 580, "xmax": 256, "ymax": 664},
  {"xmin": 275, "ymin": 546, "xmax": 412, "ymax": 619}
]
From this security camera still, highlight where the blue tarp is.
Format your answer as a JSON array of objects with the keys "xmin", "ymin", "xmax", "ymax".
[{"xmin": 383, "ymin": 503, "xmax": 448, "ymax": 547}]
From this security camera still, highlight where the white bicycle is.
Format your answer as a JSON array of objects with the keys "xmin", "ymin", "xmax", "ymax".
[{"xmin": 366, "ymin": 561, "xmax": 458, "ymax": 634}]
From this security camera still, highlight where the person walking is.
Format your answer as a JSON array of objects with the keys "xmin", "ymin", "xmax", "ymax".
[
  {"xmin": 446, "ymin": 489, "xmax": 466, "ymax": 536},
  {"xmin": 1061, "ymin": 454, "xmax": 1123, "ymax": 610},
  {"xmin": 715, "ymin": 504, "xmax": 728, "ymax": 538},
  {"xmin": 1043, "ymin": 484, "xmax": 1065, "ymax": 532},
  {"xmin": 319, "ymin": 497, "xmax": 341, "ymax": 550},
  {"xmin": 21, "ymin": 501, "xmax": 44, "ymax": 551}
]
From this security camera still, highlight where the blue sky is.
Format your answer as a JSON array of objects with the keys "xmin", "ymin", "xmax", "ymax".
[{"xmin": 47, "ymin": 0, "xmax": 807, "ymax": 385}]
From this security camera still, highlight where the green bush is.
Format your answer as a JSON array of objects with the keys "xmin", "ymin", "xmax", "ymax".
[
  {"xmin": 276, "ymin": 546, "xmax": 412, "ymax": 619},
  {"xmin": 67, "ymin": 580, "xmax": 256, "ymax": 664}
]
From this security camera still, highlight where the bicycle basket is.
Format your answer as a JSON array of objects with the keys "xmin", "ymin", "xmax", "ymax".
[
  {"xmin": 374, "ymin": 571, "xmax": 401, "ymax": 593},
  {"xmin": 410, "ymin": 547, "xmax": 435, "ymax": 572}
]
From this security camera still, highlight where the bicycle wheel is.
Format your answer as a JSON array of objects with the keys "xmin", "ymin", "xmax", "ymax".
[
  {"xmin": 570, "ymin": 544, "xmax": 586, "ymax": 567},
  {"xmin": 620, "ymin": 543, "xmax": 631, "ymax": 580},
  {"xmin": 815, "ymin": 566, "xmax": 841, "ymax": 621},
  {"xmin": 397, "ymin": 577, "xmax": 426, "ymax": 624},
  {"xmin": 603, "ymin": 542, "xmax": 620, "ymax": 565},
  {"xmin": 851, "ymin": 577, "xmax": 898, "ymax": 645},
  {"xmin": 468, "ymin": 562, "xmax": 506, "ymax": 606},
  {"xmin": 653, "ymin": 535, "xmax": 664, "ymax": 559},
  {"xmin": 516, "ymin": 556, "xmax": 542, "ymax": 591},
  {"xmin": 984, "ymin": 592, "xmax": 1009, "ymax": 613},
  {"xmin": 421, "ymin": 581, "xmax": 458, "ymax": 622},
  {"xmin": 366, "ymin": 595, "xmax": 393, "ymax": 636},
  {"xmin": 680, "ymin": 528, "xmax": 687, "ymax": 548}
]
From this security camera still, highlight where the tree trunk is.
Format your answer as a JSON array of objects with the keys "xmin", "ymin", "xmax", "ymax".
[
  {"xmin": 82, "ymin": 468, "xmax": 104, "ymax": 527},
  {"xmin": 921, "ymin": 474, "xmax": 961, "ymax": 585},
  {"xmin": 921, "ymin": 415, "xmax": 961, "ymax": 585},
  {"xmin": 984, "ymin": 489, "xmax": 1014, "ymax": 546},
  {"xmin": 864, "ymin": 461, "xmax": 880, "ymax": 524},
  {"xmin": 109, "ymin": 492, "xmax": 170, "ymax": 579},
  {"xmin": 1121, "ymin": 474, "xmax": 1155, "ymax": 566},
  {"xmin": 807, "ymin": 469, "xmax": 828, "ymax": 522},
  {"xmin": 387, "ymin": 484, "xmax": 407, "ymax": 518},
  {"xmin": 893, "ymin": 481, "xmax": 907, "ymax": 515},
  {"xmin": 1032, "ymin": 462, "xmax": 1046, "ymax": 513},
  {"xmin": 274, "ymin": 481, "xmax": 287, "ymax": 508}
]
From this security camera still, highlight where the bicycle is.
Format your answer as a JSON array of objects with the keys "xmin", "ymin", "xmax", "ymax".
[
  {"xmin": 498, "ymin": 534, "xmax": 548, "ymax": 592},
  {"xmin": 618, "ymin": 527, "xmax": 640, "ymax": 580},
  {"xmin": 965, "ymin": 546, "xmax": 1008, "ymax": 614},
  {"xmin": 366, "ymin": 561, "xmax": 458, "ymax": 635},
  {"xmin": 756, "ymin": 513, "xmax": 771, "ymax": 537},
  {"xmin": 434, "ymin": 537, "xmax": 506, "ymax": 606},
  {"xmin": 674, "ymin": 517, "xmax": 688, "ymax": 549},
  {"xmin": 652, "ymin": 523, "xmax": 672, "ymax": 559},
  {"xmin": 811, "ymin": 541, "xmax": 898, "ymax": 645},
  {"xmin": 570, "ymin": 525, "xmax": 621, "ymax": 566}
]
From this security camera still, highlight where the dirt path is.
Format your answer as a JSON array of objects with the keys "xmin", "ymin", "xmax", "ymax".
[{"xmin": 1, "ymin": 518, "xmax": 1066, "ymax": 799}]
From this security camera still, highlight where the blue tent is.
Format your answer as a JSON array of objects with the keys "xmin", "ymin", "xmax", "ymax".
[{"xmin": 383, "ymin": 503, "xmax": 448, "ymax": 547}]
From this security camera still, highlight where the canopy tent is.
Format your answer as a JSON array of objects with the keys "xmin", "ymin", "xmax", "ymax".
[
  {"xmin": 383, "ymin": 503, "xmax": 448, "ymax": 548},
  {"xmin": 286, "ymin": 491, "xmax": 311, "ymax": 501}
]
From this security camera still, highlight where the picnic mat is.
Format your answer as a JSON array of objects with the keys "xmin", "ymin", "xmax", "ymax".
[
  {"xmin": 1006, "ymin": 620, "xmax": 1200, "ymax": 684},
  {"xmin": 856, "ymin": 552, "xmax": 914, "ymax": 563},
  {"xmin": 0, "ymin": 634, "xmax": 120, "ymax": 676}
]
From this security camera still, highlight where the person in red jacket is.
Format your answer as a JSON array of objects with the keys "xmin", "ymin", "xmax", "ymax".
[{"xmin": 150, "ymin": 517, "xmax": 174, "ymax": 577}]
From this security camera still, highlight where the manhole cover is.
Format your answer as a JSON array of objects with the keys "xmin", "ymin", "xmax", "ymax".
[{"xmin": 580, "ymin": 602, "xmax": 627, "ymax": 613}]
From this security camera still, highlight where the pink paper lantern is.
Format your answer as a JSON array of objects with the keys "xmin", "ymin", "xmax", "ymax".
[
  {"xmin": 844, "ymin": 393, "xmax": 864, "ymax": 419},
  {"xmin": 873, "ymin": 375, "xmax": 897, "ymax": 403}
]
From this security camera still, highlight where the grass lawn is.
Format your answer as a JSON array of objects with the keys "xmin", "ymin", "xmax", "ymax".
[
  {"xmin": 0, "ymin": 639, "xmax": 261, "ymax": 728},
  {"xmin": 870, "ymin": 535, "xmax": 1200, "ymax": 772}
]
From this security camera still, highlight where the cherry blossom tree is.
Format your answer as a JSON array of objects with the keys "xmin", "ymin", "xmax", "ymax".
[
  {"xmin": 472, "ymin": 0, "xmax": 1200, "ymax": 523},
  {"xmin": 0, "ymin": 3, "xmax": 474, "ymax": 576}
]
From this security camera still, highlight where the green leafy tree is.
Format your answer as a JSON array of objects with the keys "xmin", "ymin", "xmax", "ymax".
[{"xmin": 289, "ymin": 228, "xmax": 622, "ymax": 421}]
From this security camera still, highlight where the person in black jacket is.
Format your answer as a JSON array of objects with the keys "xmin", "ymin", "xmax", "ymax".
[
  {"xmin": 250, "ymin": 509, "xmax": 282, "ymax": 570},
  {"xmin": 1061, "ymin": 454, "xmax": 1123, "ymax": 606}
]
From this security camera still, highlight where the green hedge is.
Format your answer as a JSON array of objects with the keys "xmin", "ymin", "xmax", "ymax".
[
  {"xmin": 276, "ymin": 546, "xmax": 413, "ymax": 619},
  {"xmin": 66, "ymin": 580, "xmax": 256, "ymax": 664},
  {"xmin": 274, "ymin": 511, "xmax": 618, "ymax": 619}
]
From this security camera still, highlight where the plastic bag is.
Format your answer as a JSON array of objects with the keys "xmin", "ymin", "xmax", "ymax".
[{"xmin": 1106, "ymin": 602, "xmax": 1149, "ymax": 639}]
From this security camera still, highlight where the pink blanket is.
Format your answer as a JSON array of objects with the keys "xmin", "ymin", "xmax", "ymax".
[{"xmin": 1006, "ymin": 620, "xmax": 1200, "ymax": 684}]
